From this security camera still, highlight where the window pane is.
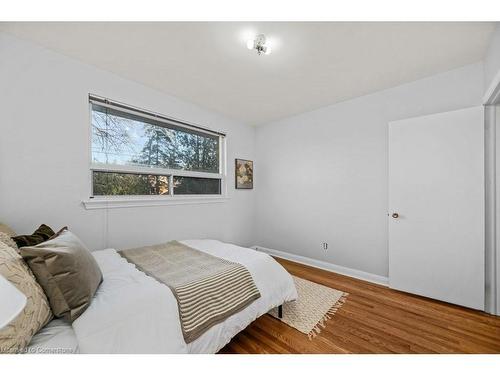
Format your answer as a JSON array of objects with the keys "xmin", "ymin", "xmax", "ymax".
[
  {"xmin": 173, "ymin": 176, "xmax": 221, "ymax": 195},
  {"xmin": 91, "ymin": 104, "xmax": 220, "ymax": 173},
  {"xmin": 93, "ymin": 171, "xmax": 169, "ymax": 196}
]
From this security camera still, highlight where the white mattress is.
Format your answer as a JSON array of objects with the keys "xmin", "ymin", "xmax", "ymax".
[{"xmin": 28, "ymin": 239, "xmax": 297, "ymax": 354}]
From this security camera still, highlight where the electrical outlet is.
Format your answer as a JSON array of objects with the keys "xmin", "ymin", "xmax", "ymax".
[{"xmin": 322, "ymin": 242, "xmax": 328, "ymax": 251}]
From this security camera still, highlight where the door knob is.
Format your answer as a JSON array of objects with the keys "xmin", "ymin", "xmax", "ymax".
[{"xmin": 392, "ymin": 213, "xmax": 399, "ymax": 219}]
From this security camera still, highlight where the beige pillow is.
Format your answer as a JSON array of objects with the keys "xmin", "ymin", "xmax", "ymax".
[
  {"xmin": 0, "ymin": 231, "xmax": 18, "ymax": 251},
  {"xmin": 0, "ymin": 222, "xmax": 16, "ymax": 237},
  {"xmin": 0, "ymin": 242, "xmax": 53, "ymax": 354},
  {"xmin": 20, "ymin": 230, "xmax": 103, "ymax": 322}
]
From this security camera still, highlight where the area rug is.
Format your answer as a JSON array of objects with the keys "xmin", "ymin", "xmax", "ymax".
[{"xmin": 269, "ymin": 276, "xmax": 348, "ymax": 339}]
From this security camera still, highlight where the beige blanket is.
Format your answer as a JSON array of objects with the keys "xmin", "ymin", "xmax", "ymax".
[{"xmin": 119, "ymin": 241, "xmax": 261, "ymax": 343}]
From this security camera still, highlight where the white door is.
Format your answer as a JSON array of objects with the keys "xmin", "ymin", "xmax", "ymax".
[{"xmin": 388, "ymin": 107, "xmax": 484, "ymax": 310}]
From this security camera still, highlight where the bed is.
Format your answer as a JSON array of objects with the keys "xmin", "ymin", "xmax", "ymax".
[{"xmin": 27, "ymin": 239, "xmax": 297, "ymax": 354}]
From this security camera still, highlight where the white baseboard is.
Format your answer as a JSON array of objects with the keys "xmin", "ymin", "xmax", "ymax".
[{"xmin": 252, "ymin": 245, "xmax": 389, "ymax": 287}]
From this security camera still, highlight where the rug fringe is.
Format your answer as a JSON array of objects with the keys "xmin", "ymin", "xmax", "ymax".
[{"xmin": 307, "ymin": 292, "xmax": 349, "ymax": 340}]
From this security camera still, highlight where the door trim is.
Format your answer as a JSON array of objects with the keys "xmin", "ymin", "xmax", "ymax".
[
  {"xmin": 484, "ymin": 70, "xmax": 500, "ymax": 316},
  {"xmin": 484, "ymin": 105, "xmax": 498, "ymax": 315}
]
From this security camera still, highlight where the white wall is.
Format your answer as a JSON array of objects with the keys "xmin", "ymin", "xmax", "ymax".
[
  {"xmin": 0, "ymin": 30, "xmax": 491, "ymax": 284},
  {"xmin": 0, "ymin": 32, "xmax": 256, "ymax": 251},
  {"xmin": 255, "ymin": 63, "xmax": 484, "ymax": 278}
]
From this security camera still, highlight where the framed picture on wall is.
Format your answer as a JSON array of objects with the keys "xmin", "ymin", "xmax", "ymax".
[{"xmin": 235, "ymin": 159, "xmax": 253, "ymax": 189}]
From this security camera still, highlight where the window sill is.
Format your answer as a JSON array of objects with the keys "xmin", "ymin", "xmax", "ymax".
[{"xmin": 82, "ymin": 195, "xmax": 229, "ymax": 210}]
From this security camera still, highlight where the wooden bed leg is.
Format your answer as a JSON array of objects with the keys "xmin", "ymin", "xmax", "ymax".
[{"xmin": 278, "ymin": 304, "xmax": 283, "ymax": 319}]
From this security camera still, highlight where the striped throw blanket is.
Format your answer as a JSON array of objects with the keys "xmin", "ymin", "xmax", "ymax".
[{"xmin": 119, "ymin": 241, "xmax": 261, "ymax": 343}]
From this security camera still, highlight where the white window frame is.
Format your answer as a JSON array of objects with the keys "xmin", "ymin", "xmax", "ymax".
[{"xmin": 83, "ymin": 95, "xmax": 228, "ymax": 210}]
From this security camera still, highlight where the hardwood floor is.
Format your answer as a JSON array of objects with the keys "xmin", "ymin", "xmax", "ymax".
[{"xmin": 219, "ymin": 257, "xmax": 500, "ymax": 354}]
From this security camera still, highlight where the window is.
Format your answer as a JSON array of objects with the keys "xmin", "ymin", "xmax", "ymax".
[
  {"xmin": 89, "ymin": 96, "xmax": 226, "ymax": 199},
  {"xmin": 93, "ymin": 171, "xmax": 170, "ymax": 196},
  {"xmin": 173, "ymin": 176, "xmax": 221, "ymax": 195}
]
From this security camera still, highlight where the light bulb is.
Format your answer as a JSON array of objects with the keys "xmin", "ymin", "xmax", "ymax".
[
  {"xmin": 264, "ymin": 46, "xmax": 272, "ymax": 55},
  {"xmin": 246, "ymin": 40, "xmax": 254, "ymax": 50}
]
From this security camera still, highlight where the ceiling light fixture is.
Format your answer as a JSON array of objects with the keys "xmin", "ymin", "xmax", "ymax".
[{"xmin": 246, "ymin": 34, "xmax": 272, "ymax": 55}]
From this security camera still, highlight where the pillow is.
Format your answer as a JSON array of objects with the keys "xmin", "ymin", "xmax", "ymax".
[
  {"xmin": 49, "ymin": 226, "xmax": 68, "ymax": 240},
  {"xmin": 0, "ymin": 242, "xmax": 53, "ymax": 353},
  {"xmin": 12, "ymin": 224, "xmax": 55, "ymax": 248},
  {"xmin": 0, "ymin": 222, "xmax": 17, "ymax": 237},
  {"xmin": 20, "ymin": 230, "xmax": 103, "ymax": 322},
  {"xmin": 0, "ymin": 231, "xmax": 18, "ymax": 251}
]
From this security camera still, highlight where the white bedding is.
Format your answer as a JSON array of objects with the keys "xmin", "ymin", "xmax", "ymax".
[
  {"xmin": 27, "ymin": 319, "xmax": 79, "ymax": 354},
  {"xmin": 63, "ymin": 239, "xmax": 297, "ymax": 353}
]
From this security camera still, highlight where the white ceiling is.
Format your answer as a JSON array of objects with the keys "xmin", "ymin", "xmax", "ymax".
[{"xmin": 0, "ymin": 22, "xmax": 495, "ymax": 125}]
